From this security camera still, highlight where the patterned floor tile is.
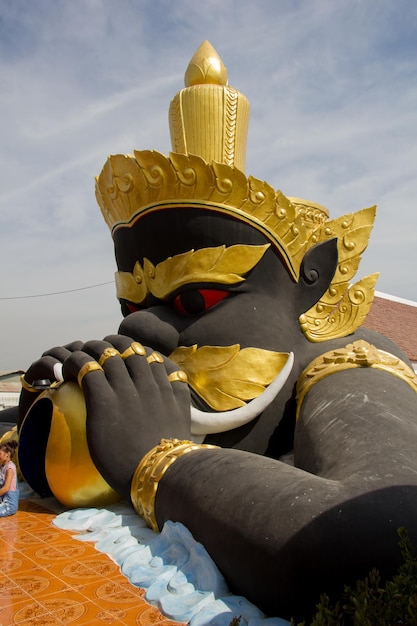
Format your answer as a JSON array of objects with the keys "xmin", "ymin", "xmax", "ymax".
[{"xmin": 0, "ymin": 502, "xmax": 187, "ymax": 626}]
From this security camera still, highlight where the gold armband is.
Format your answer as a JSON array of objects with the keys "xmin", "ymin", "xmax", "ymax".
[
  {"xmin": 296, "ymin": 339, "xmax": 417, "ymax": 420},
  {"xmin": 131, "ymin": 438, "xmax": 219, "ymax": 532}
]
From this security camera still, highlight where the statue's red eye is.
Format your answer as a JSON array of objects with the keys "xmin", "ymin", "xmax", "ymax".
[
  {"xmin": 173, "ymin": 289, "xmax": 229, "ymax": 315},
  {"xmin": 126, "ymin": 303, "xmax": 143, "ymax": 314}
]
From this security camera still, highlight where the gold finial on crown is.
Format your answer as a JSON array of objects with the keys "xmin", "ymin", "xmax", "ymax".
[
  {"xmin": 169, "ymin": 40, "xmax": 250, "ymax": 171},
  {"xmin": 184, "ymin": 40, "xmax": 228, "ymax": 86}
]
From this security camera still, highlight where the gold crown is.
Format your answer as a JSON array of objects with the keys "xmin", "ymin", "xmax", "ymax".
[{"xmin": 95, "ymin": 41, "xmax": 378, "ymax": 341}]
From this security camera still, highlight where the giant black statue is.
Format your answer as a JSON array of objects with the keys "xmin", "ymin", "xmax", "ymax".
[{"xmin": 13, "ymin": 42, "xmax": 417, "ymax": 621}]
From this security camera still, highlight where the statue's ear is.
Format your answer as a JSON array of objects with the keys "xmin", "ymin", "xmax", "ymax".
[{"xmin": 296, "ymin": 238, "xmax": 338, "ymax": 315}]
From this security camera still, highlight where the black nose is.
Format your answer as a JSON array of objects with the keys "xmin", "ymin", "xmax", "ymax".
[{"xmin": 118, "ymin": 310, "xmax": 180, "ymax": 355}]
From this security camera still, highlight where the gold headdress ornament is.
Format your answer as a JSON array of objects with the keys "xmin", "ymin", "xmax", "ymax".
[{"xmin": 95, "ymin": 41, "xmax": 378, "ymax": 342}]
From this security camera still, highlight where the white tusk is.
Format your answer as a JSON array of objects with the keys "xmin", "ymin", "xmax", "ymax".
[
  {"xmin": 190, "ymin": 352, "xmax": 294, "ymax": 436},
  {"xmin": 53, "ymin": 362, "xmax": 64, "ymax": 382}
]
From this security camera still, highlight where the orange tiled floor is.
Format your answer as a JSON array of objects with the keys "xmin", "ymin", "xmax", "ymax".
[{"xmin": 0, "ymin": 500, "xmax": 186, "ymax": 625}]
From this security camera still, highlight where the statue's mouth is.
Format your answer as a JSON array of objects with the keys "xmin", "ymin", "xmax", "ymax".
[{"xmin": 189, "ymin": 352, "xmax": 294, "ymax": 441}]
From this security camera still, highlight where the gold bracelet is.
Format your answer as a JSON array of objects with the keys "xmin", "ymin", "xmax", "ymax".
[
  {"xmin": 296, "ymin": 339, "xmax": 417, "ymax": 420},
  {"xmin": 131, "ymin": 438, "xmax": 219, "ymax": 532}
]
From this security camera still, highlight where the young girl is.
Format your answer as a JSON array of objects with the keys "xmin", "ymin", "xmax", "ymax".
[{"xmin": 0, "ymin": 440, "xmax": 19, "ymax": 517}]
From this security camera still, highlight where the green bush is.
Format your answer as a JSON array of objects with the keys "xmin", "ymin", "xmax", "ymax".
[{"xmin": 293, "ymin": 528, "xmax": 417, "ymax": 626}]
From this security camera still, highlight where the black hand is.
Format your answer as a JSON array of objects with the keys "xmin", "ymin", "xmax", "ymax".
[{"xmin": 62, "ymin": 334, "xmax": 191, "ymax": 500}]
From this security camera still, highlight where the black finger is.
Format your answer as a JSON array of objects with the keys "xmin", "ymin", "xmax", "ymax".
[
  {"xmin": 62, "ymin": 351, "xmax": 105, "ymax": 390},
  {"xmin": 63, "ymin": 340, "xmax": 84, "ymax": 352}
]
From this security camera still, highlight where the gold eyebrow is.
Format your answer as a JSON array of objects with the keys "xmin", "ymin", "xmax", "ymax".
[{"xmin": 115, "ymin": 243, "xmax": 270, "ymax": 304}]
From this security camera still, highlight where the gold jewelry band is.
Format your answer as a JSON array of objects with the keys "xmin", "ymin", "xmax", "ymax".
[
  {"xmin": 130, "ymin": 438, "xmax": 219, "ymax": 531},
  {"xmin": 296, "ymin": 339, "xmax": 417, "ymax": 420},
  {"xmin": 20, "ymin": 375, "xmax": 39, "ymax": 393},
  {"xmin": 121, "ymin": 342, "xmax": 146, "ymax": 359},
  {"xmin": 167, "ymin": 370, "xmax": 188, "ymax": 383},
  {"xmin": 20, "ymin": 376, "xmax": 61, "ymax": 392},
  {"xmin": 147, "ymin": 352, "xmax": 164, "ymax": 364},
  {"xmin": 98, "ymin": 347, "xmax": 121, "ymax": 366},
  {"xmin": 77, "ymin": 361, "xmax": 104, "ymax": 387}
]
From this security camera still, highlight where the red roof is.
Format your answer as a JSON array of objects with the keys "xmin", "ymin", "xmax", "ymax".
[{"xmin": 362, "ymin": 293, "xmax": 417, "ymax": 362}]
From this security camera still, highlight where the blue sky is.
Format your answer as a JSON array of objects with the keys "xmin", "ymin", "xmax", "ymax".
[{"xmin": 1, "ymin": 0, "xmax": 416, "ymax": 370}]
